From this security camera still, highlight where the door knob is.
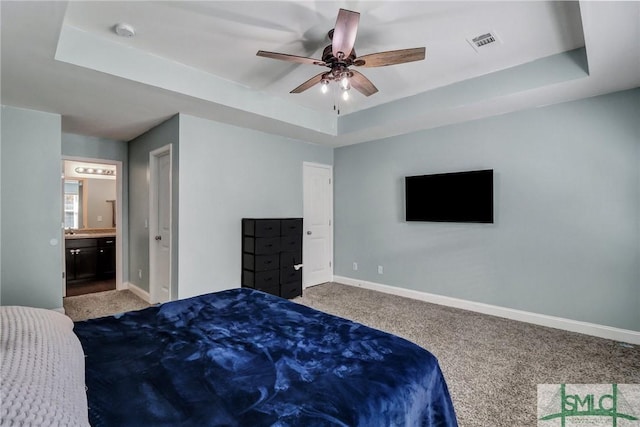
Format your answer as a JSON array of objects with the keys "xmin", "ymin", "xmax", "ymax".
[
  {"xmin": 306, "ymin": 231, "xmax": 312, "ymax": 235},
  {"xmin": 155, "ymin": 235, "xmax": 162, "ymax": 241}
]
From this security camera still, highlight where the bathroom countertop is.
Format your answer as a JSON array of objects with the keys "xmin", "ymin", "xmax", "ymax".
[{"xmin": 65, "ymin": 229, "xmax": 116, "ymax": 239}]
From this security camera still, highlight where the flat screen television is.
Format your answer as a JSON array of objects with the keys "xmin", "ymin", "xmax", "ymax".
[{"xmin": 405, "ymin": 169, "xmax": 493, "ymax": 223}]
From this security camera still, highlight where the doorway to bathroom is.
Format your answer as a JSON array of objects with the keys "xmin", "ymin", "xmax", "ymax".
[{"xmin": 62, "ymin": 158, "xmax": 122, "ymax": 297}]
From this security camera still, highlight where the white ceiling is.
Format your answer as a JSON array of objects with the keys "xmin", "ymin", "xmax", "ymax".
[{"xmin": 1, "ymin": 1, "xmax": 639, "ymax": 146}]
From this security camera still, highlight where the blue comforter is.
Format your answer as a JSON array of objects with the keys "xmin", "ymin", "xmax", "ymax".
[{"xmin": 74, "ymin": 288, "xmax": 457, "ymax": 426}]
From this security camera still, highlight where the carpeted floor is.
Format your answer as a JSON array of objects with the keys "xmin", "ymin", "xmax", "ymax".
[
  {"xmin": 64, "ymin": 283, "xmax": 640, "ymax": 426},
  {"xmin": 294, "ymin": 283, "xmax": 640, "ymax": 427},
  {"xmin": 64, "ymin": 289, "xmax": 151, "ymax": 321}
]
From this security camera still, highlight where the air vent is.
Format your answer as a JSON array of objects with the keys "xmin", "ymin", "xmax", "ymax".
[{"xmin": 467, "ymin": 31, "xmax": 501, "ymax": 52}]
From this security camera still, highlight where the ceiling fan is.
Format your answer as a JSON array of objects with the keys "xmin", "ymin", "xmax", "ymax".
[{"xmin": 256, "ymin": 8, "xmax": 426, "ymax": 99}]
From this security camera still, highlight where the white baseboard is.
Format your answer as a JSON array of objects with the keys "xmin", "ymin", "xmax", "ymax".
[
  {"xmin": 124, "ymin": 282, "xmax": 151, "ymax": 303},
  {"xmin": 333, "ymin": 275, "xmax": 640, "ymax": 345}
]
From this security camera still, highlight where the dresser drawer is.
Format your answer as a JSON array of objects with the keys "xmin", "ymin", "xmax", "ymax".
[
  {"xmin": 280, "ymin": 266, "xmax": 302, "ymax": 285},
  {"xmin": 280, "ymin": 219, "xmax": 303, "ymax": 236},
  {"xmin": 243, "ymin": 253, "xmax": 279, "ymax": 272},
  {"xmin": 280, "ymin": 251, "xmax": 302, "ymax": 268},
  {"xmin": 243, "ymin": 219, "xmax": 280, "ymax": 237},
  {"xmin": 242, "ymin": 269, "xmax": 280, "ymax": 289},
  {"xmin": 256, "ymin": 284, "xmax": 280, "ymax": 297},
  {"xmin": 244, "ymin": 237, "xmax": 280, "ymax": 254},
  {"xmin": 279, "ymin": 235, "xmax": 302, "ymax": 254},
  {"xmin": 280, "ymin": 281, "xmax": 302, "ymax": 299}
]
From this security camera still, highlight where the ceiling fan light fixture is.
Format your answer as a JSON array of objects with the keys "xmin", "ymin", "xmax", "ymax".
[
  {"xmin": 340, "ymin": 76, "xmax": 350, "ymax": 90},
  {"xmin": 256, "ymin": 8, "xmax": 425, "ymax": 107},
  {"xmin": 320, "ymin": 79, "xmax": 330, "ymax": 94}
]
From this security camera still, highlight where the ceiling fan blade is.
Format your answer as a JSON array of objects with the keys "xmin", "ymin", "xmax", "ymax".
[
  {"xmin": 349, "ymin": 70, "xmax": 378, "ymax": 97},
  {"xmin": 290, "ymin": 72, "xmax": 326, "ymax": 94},
  {"xmin": 354, "ymin": 47, "xmax": 426, "ymax": 67},
  {"xmin": 257, "ymin": 50, "xmax": 325, "ymax": 66},
  {"xmin": 332, "ymin": 9, "xmax": 360, "ymax": 59}
]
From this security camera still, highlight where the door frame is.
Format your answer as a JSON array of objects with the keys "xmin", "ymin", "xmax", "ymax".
[
  {"xmin": 149, "ymin": 144, "xmax": 173, "ymax": 303},
  {"xmin": 61, "ymin": 156, "xmax": 124, "ymax": 296},
  {"xmin": 302, "ymin": 161, "xmax": 334, "ymax": 288}
]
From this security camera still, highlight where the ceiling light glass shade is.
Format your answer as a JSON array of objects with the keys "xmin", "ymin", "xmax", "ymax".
[
  {"xmin": 342, "ymin": 90, "xmax": 350, "ymax": 101},
  {"xmin": 321, "ymin": 82, "xmax": 329, "ymax": 94},
  {"xmin": 340, "ymin": 76, "xmax": 350, "ymax": 90}
]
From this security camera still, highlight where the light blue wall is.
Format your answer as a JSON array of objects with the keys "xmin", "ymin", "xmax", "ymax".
[
  {"xmin": 62, "ymin": 133, "xmax": 129, "ymax": 282},
  {"xmin": 1, "ymin": 106, "xmax": 63, "ymax": 309},
  {"xmin": 178, "ymin": 115, "xmax": 333, "ymax": 299},
  {"xmin": 128, "ymin": 116, "xmax": 179, "ymax": 296},
  {"xmin": 334, "ymin": 89, "xmax": 640, "ymax": 331},
  {"xmin": 62, "ymin": 133, "xmax": 127, "ymax": 161}
]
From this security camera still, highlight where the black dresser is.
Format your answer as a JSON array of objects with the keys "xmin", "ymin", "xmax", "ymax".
[{"xmin": 241, "ymin": 218, "xmax": 303, "ymax": 299}]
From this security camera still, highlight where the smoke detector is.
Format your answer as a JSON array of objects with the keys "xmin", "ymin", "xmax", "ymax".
[
  {"xmin": 467, "ymin": 31, "xmax": 501, "ymax": 52},
  {"xmin": 114, "ymin": 23, "xmax": 135, "ymax": 38}
]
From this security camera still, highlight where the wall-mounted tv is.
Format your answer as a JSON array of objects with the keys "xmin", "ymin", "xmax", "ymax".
[{"xmin": 405, "ymin": 169, "xmax": 493, "ymax": 223}]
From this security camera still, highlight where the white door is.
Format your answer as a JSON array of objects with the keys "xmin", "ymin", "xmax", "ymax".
[
  {"xmin": 150, "ymin": 146, "xmax": 172, "ymax": 303},
  {"xmin": 303, "ymin": 162, "xmax": 333, "ymax": 287}
]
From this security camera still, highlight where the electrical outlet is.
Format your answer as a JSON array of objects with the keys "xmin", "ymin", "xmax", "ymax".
[
  {"xmin": 97, "ymin": 215, "xmax": 103, "ymax": 222},
  {"xmin": 138, "ymin": 269, "xmax": 142, "ymax": 279},
  {"xmin": 353, "ymin": 262, "xmax": 358, "ymax": 271},
  {"xmin": 378, "ymin": 265, "xmax": 383, "ymax": 275}
]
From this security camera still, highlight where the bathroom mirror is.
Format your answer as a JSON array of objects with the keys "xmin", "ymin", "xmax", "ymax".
[{"xmin": 63, "ymin": 161, "xmax": 117, "ymax": 230}]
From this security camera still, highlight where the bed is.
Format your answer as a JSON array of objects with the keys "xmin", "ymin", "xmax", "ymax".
[
  {"xmin": 2, "ymin": 288, "xmax": 457, "ymax": 426},
  {"xmin": 0, "ymin": 306, "xmax": 90, "ymax": 427}
]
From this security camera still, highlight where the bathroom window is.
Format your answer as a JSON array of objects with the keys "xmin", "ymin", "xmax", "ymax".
[{"xmin": 64, "ymin": 180, "xmax": 83, "ymax": 229}]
